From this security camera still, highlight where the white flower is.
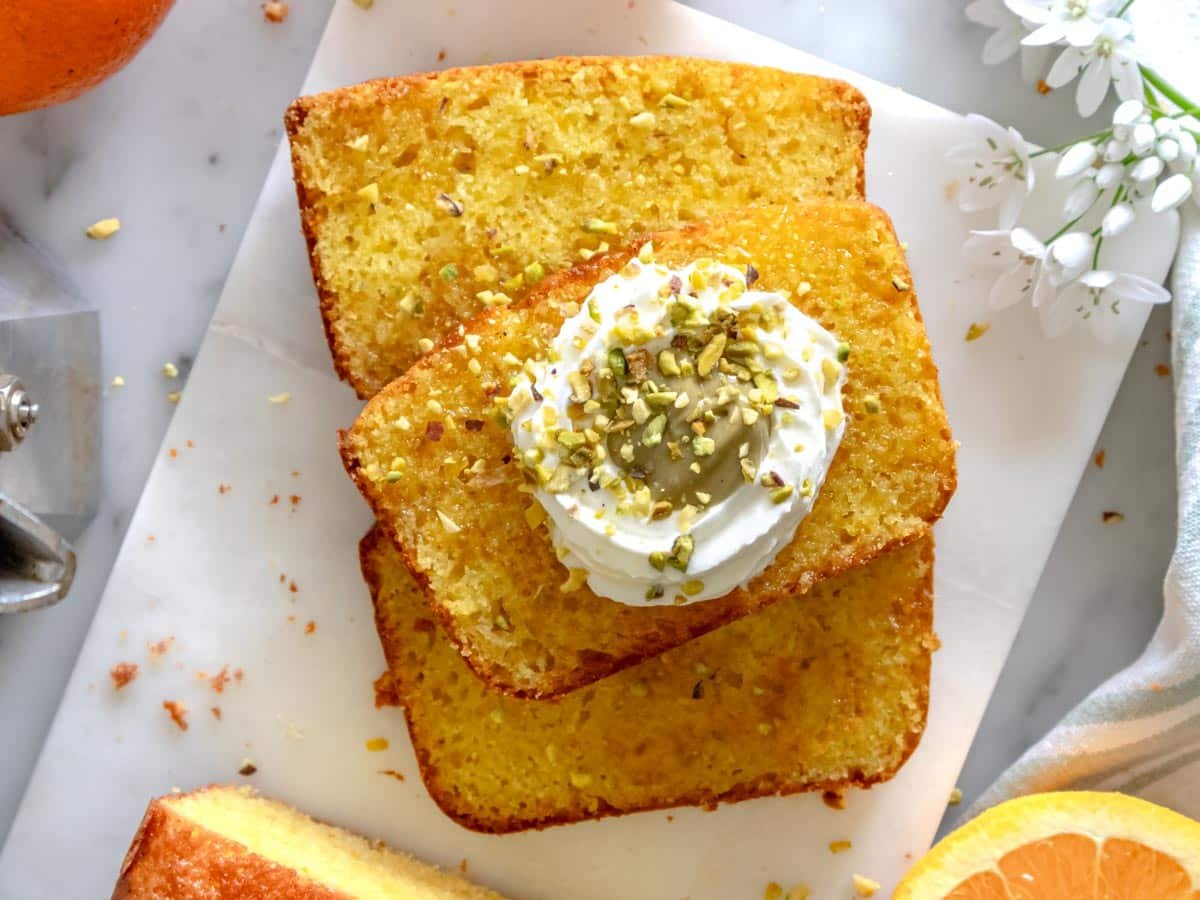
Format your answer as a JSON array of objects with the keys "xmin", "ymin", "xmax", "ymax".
[
  {"xmin": 1056, "ymin": 141, "xmax": 1099, "ymax": 178},
  {"xmin": 946, "ymin": 115, "xmax": 1035, "ymax": 227},
  {"xmin": 1042, "ymin": 231, "xmax": 1094, "ymax": 289},
  {"xmin": 1041, "ymin": 269, "xmax": 1171, "ymax": 340},
  {"xmin": 1101, "ymin": 202, "xmax": 1135, "ymax": 236},
  {"xmin": 1152, "ymin": 172, "xmax": 1194, "ymax": 212},
  {"xmin": 1043, "ymin": 17, "xmax": 1140, "ymax": 116},
  {"xmin": 964, "ymin": 228, "xmax": 1047, "ymax": 309},
  {"xmin": 967, "ymin": 0, "xmax": 1029, "ymax": 63},
  {"xmin": 1007, "ymin": 0, "xmax": 1118, "ymax": 47}
]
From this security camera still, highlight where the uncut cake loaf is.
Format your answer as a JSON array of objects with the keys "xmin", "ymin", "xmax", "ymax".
[
  {"xmin": 341, "ymin": 201, "xmax": 956, "ymax": 698},
  {"xmin": 285, "ymin": 56, "xmax": 870, "ymax": 397},
  {"xmin": 364, "ymin": 527, "xmax": 936, "ymax": 833},
  {"xmin": 112, "ymin": 786, "xmax": 507, "ymax": 899}
]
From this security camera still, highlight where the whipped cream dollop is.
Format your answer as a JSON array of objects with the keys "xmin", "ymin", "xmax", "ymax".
[{"xmin": 509, "ymin": 249, "xmax": 847, "ymax": 606}]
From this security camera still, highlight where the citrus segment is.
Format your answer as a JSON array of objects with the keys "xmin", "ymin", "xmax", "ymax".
[{"xmin": 895, "ymin": 792, "xmax": 1200, "ymax": 899}]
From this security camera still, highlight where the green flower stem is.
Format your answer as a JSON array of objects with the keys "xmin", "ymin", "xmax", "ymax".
[
  {"xmin": 1030, "ymin": 129, "xmax": 1114, "ymax": 158},
  {"xmin": 1047, "ymin": 189, "xmax": 1107, "ymax": 244},
  {"xmin": 1141, "ymin": 66, "xmax": 1199, "ymax": 117},
  {"xmin": 1116, "ymin": 0, "xmax": 1138, "ymax": 15}
]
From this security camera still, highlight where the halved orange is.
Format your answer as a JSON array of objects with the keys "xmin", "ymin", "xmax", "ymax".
[{"xmin": 895, "ymin": 792, "xmax": 1200, "ymax": 899}]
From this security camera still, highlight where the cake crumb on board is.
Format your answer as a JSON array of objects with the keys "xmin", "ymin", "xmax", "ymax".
[
  {"xmin": 262, "ymin": 2, "xmax": 289, "ymax": 22},
  {"xmin": 821, "ymin": 789, "xmax": 845, "ymax": 810},
  {"xmin": 1094, "ymin": 449, "xmax": 1106, "ymax": 468},
  {"xmin": 109, "ymin": 662, "xmax": 139, "ymax": 690},
  {"xmin": 853, "ymin": 874, "xmax": 881, "ymax": 897},
  {"xmin": 162, "ymin": 700, "xmax": 188, "ymax": 731}
]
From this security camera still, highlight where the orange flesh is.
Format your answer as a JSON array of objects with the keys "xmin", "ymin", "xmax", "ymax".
[{"xmin": 947, "ymin": 833, "xmax": 1198, "ymax": 899}]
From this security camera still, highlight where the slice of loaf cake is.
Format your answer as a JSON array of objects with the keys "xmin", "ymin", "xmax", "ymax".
[
  {"xmin": 341, "ymin": 202, "xmax": 956, "ymax": 698},
  {"xmin": 364, "ymin": 527, "xmax": 936, "ymax": 833},
  {"xmin": 285, "ymin": 56, "xmax": 870, "ymax": 397},
  {"xmin": 112, "ymin": 786, "xmax": 506, "ymax": 899}
]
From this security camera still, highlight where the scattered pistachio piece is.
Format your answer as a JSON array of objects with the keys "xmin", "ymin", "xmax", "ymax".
[
  {"xmin": 769, "ymin": 485, "xmax": 794, "ymax": 504},
  {"xmin": 891, "ymin": 275, "xmax": 910, "ymax": 292},
  {"xmin": 863, "ymin": 394, "xmax": 882, "ymax": 414},
  {"xmin": 948, "ymin": 787, "xmax": 964, "ymax": 806},
  {"xmin": 582, "ymin": 217, "xmax": 619, "ymax": 235},
  {"xmin": 436, "ymin": 510, "xmax": 461, "ymax": 533},
  {"xmin": 696, "ymin": 332, "xmax": 727, "ymax": 377},
  {"xmin": 356, "ymin": 182, "xmax": 380, "ymax": 203},
  {"xmin": 439, "ymin": 263, "xmax": 458, "ymax": 281},
  {"xmin": 648, "ymin": 550, "xmax": 668, "ymax": 571},
  {"xmin": 167, "ymin": 391, "xmax": 181, "ymax": 404},
  {"xmin": 86, "ymin": 218, "xmax": 121, "ymax": 240},
  {"xmin": 966, "ymin": 321, "xmax": 991, "ymax": 342},
  {"xmin": 629, "ymin": 111, "xmax": 656, "ymax": 128},
  {"xmin": 853, "ymin": 875, "xmax": 881, "ymax": 898},
  {"xmin": 660, "ymin": 92, "xmax": 691, "ymax": 109},
  {"xmin": 836, "ymin": 341, "xmax": 852, "ymax": 363},
  {"xmin": 268, "ymin": 392, "xmax": 291, "ymax": 404},
  {"xmin": 524, "ymin": 260, "xmax": 546, "ymax": 284}
]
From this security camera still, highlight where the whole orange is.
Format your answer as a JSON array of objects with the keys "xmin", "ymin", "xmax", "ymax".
[{"xmin": 1, "ymin": 0, "xmax": 175, "ymax": 116}]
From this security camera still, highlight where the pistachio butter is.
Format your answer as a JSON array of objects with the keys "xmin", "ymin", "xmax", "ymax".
[{"xmin": 509, "ymin": 249, "xmax": 847, "ymax": 606}]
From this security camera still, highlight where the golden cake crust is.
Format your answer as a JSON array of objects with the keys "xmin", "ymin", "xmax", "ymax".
[
  {"xmin": 285, "ymin": 56, "xmax": 870, "ymax": 397},
  {"xmin": 113, "ymin": 791, "xmax": 348, "ymax": 900},
  {"xmin": 341, "ymin": 201, "xmax": 955, "ymax": 698},
  {"xmin": 362, "ymin": 526, "xmax": 936, "ymax": 834}
]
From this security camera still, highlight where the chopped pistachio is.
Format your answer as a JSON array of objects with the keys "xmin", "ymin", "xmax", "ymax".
[
  {"xmin": 356, "ymin": 182, "xmax": 380, "ymax": 203},
  {"xmin": 641, "ymin": 414, "xmax": 667, "ymax": 447},
  {"xmin": 948, "ymin": 787, "xmax": 964, "ymax": 806},
  {"xmin": 836, "ymin": 341, "xmax": 852, "ymax": 363},
  {"xmin": 648, "ymin": 550, "xmax": 668, "ymax": 571},
  {"xmin": 268, "ymin": 392, "xmax": 291, "ymax": 404},
  {"xmin": 436, "ymin": 510, "xmax": 461, "ymax": 533},
  {"xmin": 489, "ymin": 708, "xmax": 504, "ymax": 724},
  {"xmin": 438, "ymin": 263, "xmax": 458, "ymax": 282},
  {"xmin": 891, "ymin": 275, "xmax": 910, "ymax": 291},
  {"xmin": 966, "ymin": 321, "xmax": 991, "ymax": 342},
  {"xmin": 567, "ymin": 370, "xmax": 592, "ymax": 403},
  {"xmin": 162, "ymin": 362, "xmax": 179, "ymax": 378},
  {"xmin": 629, "ymin": 680, "xmax": 649, "ymax": 697},
  {"xmin": 629, "ymin": 111, "xmax": 656, "ymax": 128},
  {"xmin": 606, "ymin": 346, "xmax": 629, "ymax": 377},
  {"xmin": 637, "ymin": 241, "xmax": 655, "ymax": 263},
  {"xmin": 167, "ymin": 391, "xmax": 182, "ymax": 404},
  {"xmin": 657, "ymin": 349, "xmax": 681, "ymax": 377},
  {"xmin": 681, "ymin": 579, "xmax": 704, "ymax": 596},
  {"xmin": 692, "ymin": 436, "xmax": 716, "ymax": 457},
  {"xmin": 86, "ymin": 218, "xmax": 121, "ymax": 239},
  {"xmin": 696, "ymin": 332, "xmax": 727, "ymax": 377},
  {"xmin": 852, "ymin": 875, "xmax": 880, "ymax": 898},
  {"xmin": 583, "ymin": 218, "xmax": 619, "ymax": 235},
  {"xmin": 669, "ymin": 533, "xmax": 694, "ymax": 571},
  {"xmin": 384, "ymin": 471, "xmax": 403, "ymax": 483},
  {"xmin": 650, "ymin": 500, "xmax": 674, "ymax": 521},
  {"xmin": 524, "ymin": 260, "xmax": 546, "ymax": 284},
  {"xmin": 660, "ymin": 92, "xmax": 691, "ymax": 109},
  {"xmin": 568, "ymin": 771, "xmax": 592, "ymax": 788},
  {"xmin": 556, "ymin": 430, "xmax": 586, "ymax": 449},
  {"xmin": 645, "ymin": 391, "xmax": 678, "ymax": 409},
  {"xmin": 769, "ymin": 485, "xmax": 794, "ymax": 504},
  {"xmin": 863, "ymin": 394, "xmax": 882, "ymax": 414}
]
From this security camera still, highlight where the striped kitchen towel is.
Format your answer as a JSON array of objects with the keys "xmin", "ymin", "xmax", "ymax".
[
  {"xmin": 970, "ymin": 208, "xmax": 1200, "ymax": 815},
  {"xmin": 969, "ymin": 0, "xmax": 1200, "ymax": 818}
]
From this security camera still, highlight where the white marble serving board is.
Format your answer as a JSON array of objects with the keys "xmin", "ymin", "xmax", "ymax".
[{"xmin": 0, "ymin": 1, "xmax": 1179, "ymax": 897}]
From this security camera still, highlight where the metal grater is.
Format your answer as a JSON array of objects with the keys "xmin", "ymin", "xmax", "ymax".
[{"xmin": 0, "ymin": 215, "xmax": 100, "ymax": 612}]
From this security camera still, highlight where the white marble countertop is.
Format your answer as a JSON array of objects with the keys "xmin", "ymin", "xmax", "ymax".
[{"xmin": 0, "ymin": 0, "xmax": 1177, "ymax": 849}]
